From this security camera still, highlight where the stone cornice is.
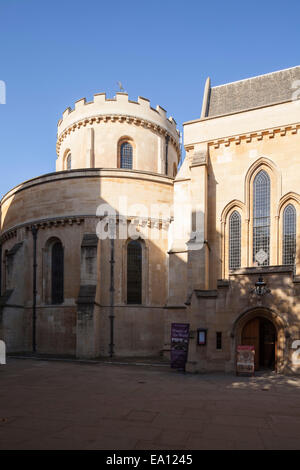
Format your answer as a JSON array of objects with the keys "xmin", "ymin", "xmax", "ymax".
[
  {"xmin": 0, "ymin": 214, "xmax": 173, "ymax": 243},
  {"xmin": 0, "ymin": 216, "xmax": 85, "ymax": 243},
  {"xmin": 1, "ymin": 229, "xmax": 17, "ymax": 243},
  {"xmin": 56, "ymin": 113, "xmax": 181, "ymax": 159},
  {"xmin": 207, "ymin": 123, "xmax": 300, "ymax": 149}
]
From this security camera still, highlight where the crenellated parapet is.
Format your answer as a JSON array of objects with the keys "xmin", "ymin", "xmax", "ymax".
[{"xmin": 56, "ymin": 93, "xmax": 180, "ymax": 158}]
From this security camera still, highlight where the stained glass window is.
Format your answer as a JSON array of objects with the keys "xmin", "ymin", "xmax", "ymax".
[
  {"xmin": 216, "ymin": 332, "xmax": 222, "ymax": 350},
  {"xmin": 51, "ymin": 241, "xmax": 64, "ymax": 304},
  {"xmin": 229, "ymin": 211, "xmax": 241, "ymax": 270},
  {"xmin": 127, "ymin": 240, "xmax": 142, "ymax": 304},
  {"xmin": 66, "ymin": 153, "xmax": 71, "ymax": 170},
  {"xmin": 120, "ymin": 142, "xmax": 133, "ymax": 169},
  {"xmin": 253, "ymin": 170, "xmax": 270, "ymax": 266},
  {"xmin": 283, "ymin": 204, "xmax": 296, "ymax": 265}
]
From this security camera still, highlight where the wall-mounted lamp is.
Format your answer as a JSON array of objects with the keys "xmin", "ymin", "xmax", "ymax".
[{"xmin": 251, "ymin": 276, "xmax": 271, "ymax": 297}]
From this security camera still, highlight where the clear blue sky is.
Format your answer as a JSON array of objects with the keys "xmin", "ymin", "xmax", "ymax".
[{"xmin": 0, "ymin": 0, "xmax": 299, "ymax": 197}]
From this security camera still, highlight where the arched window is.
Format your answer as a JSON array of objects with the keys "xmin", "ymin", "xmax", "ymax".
[
  {"xmin": 283, "ymin": 204, "xmax": 296, "ymax": 265},
  {"xmin": 229, "ymin": 211, "xmax": 241, "ymax": 270},
  {"xmin": 66, "ymin": 153, "xmax": 71, "ymax": 170},
  {"xmin": 127, "ymin": 240, "xmax": 142, "ymax": 304},
  {"xmin": 253, "ymin": 170, "xmax": 270, "ymax": 266},
  {"xmin": 51, "ymin": 241, "xmax": 64, "ymax": 304},
  {"xmin": 120, "ymin": 142, "xmax": 133, "ymax": 169}
]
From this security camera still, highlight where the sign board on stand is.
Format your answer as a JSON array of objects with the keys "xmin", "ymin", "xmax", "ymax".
[
  {"xmin": 236, "ymin": 345, "xmax": 255, "ymax": 376},
  {"xmin": 170, "ymin": 323, "xmax": 190, "ymax": 371}
]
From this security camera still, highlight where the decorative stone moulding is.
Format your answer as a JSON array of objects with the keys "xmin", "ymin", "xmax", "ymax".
[
  {"xmin": 56, "ymin": 113, "xmax": 181, "ymax": 159},
  {"xmin": 0, "ymin": 217, "xmax": 85, "ymax": 243},
  {"xmin": 209, "ymin": 124, "xmax": 300, "ymax": 149},
  {"xmin": 24, "ymin": 217, "xmax": 85, "ymax": 231},
  {"xmin": 0, "ymin": 229, "xmax": 17, "ymax": 243},
  {"xmin": 1, "ymin": 214, "xmax": 173, "ymax": 244},
  {"xmin": 97, "ymin": 214, "xmax": 172, "ymax": 230},
  {"xmin": 56, "ymin": 93, "xmax": 180, "ymax": 158}
]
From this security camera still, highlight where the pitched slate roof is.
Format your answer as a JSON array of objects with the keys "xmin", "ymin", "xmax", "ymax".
[{"xmin": 207, "ymin": 66, "xmax": 300, "ymax": 118}]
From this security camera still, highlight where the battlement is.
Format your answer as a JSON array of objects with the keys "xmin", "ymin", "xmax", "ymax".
[{"xmin": 57, "ymin": 92, "xmax": 179, "ymax": 141}]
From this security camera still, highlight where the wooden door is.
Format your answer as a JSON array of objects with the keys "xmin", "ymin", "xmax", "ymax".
[
  {"xmin": 242, "ymin": 318, "xmax": 260, "ymax": 370},
  {"xmin": 260, "ymin": 319, "xmax": 276, "ymax": 370}
]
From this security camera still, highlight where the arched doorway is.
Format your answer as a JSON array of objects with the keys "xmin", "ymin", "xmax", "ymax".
[{"xmin": 241, "ymin": 317, "xmax": 277, "ymax": 371}]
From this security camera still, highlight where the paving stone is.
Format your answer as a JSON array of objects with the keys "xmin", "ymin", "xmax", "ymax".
[
  {"xmin": 152, "ymin": 415, "xmax": 206, "ymax": 434},
  {"xmin": 1, "ymin": 359, "xmax": 300, "ymax": 450},
  {"xmin": 211, "ymin": 413, "xmax": 271, "ymax": 429},
  {"xmin": 134, "ymin": 440, "xmax": 185, "ymax": 450},
  {"xmin": 153, "ymin": 430, "xmax": 190, "ymax": 447},
  {"xmin": 258, "ymin": 429, "xmax": 300, "ymax": 450},
  {"xmin": 119, "ymin": 424, "xmax": 162, "ymax": 441},
  {"xmin": 0, "ymin": 425, "xmax": 51, "ymax": 448},
  {"xmin": 201, "ymin": 423, "xmax": 265, "ymax": 446},
  {"xmin": 186, "ymin": 433, "xmax": 237, "ymax": 450},
  {"xmin": 181, "ymin": 407, "xmax": 212, "ymax": 422},
  {"xmin": 84, "ymin": 436, "xmax": 139, "ymax": 450},
  {"xmin": 101, "ymin": 407, "xmax": 133, "ymax": 420},
  {"xmin": 125, "ymin": 410, "xmax": 157, "ymax": 422}
]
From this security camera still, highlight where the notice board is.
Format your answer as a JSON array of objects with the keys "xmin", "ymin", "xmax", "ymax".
[{"xmin": 236, "ymin": 345, "xmax": 255, "ymax": 376}]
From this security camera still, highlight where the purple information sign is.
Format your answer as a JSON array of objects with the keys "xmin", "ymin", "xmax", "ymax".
[{"xmin": 170, "ymin": 323, "xmax": 190, "ymax": 370}]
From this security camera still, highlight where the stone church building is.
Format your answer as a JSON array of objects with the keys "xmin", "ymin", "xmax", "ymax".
[{"xmin": 1, "ymin": 65, "xmax": 300, "ymax": 374}]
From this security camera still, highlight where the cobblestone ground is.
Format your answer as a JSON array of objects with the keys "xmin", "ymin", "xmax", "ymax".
[{"xmin": 1, "ymin": 358, "xmax": 300, "ymax": 450}]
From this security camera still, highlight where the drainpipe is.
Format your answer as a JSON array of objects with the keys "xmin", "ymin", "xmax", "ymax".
[
  {"xmin": 109, "ymin": 237, "xmax": 115, "ymax": 357},
  {"xmin": 165, "ymin": 135, "xmax": 170, "ymax": 176},
  {"xmin": 31, "ymin": 225, "xmax": 38, "ymax": 353}
]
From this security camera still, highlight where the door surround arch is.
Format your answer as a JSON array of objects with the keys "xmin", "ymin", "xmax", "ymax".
[{"xmin": 231, "ymin": 307, "xmax": 287, "ymax": 372}]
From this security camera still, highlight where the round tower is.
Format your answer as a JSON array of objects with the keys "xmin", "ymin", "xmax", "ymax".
[
  {"xmin": 0, "ymin": 92, "xmax": 180, "ymax": 360},
  {"xmin": 56, "ymin": 93, "xmax": 180, "ymax": 177}
]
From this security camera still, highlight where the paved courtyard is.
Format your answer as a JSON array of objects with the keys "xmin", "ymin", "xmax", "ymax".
[{"xmin": 1, "ymin": 358, "xmax": 300, "ymax": 450}]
